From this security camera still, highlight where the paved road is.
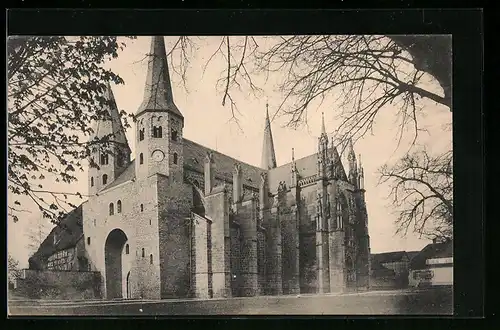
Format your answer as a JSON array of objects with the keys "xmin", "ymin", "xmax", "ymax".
[{"xmin": 8, "ymin": 288, "xmax": 453, "ymax": 316}]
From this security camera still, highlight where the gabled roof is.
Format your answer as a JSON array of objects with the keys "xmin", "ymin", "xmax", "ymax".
[
  {"xmin": 371, "ymin": 251, "xmax": 409, "ymax": 264},
  {"xmin": 370, "ymin": 259, "xmax": 396, "ymax": 277},
  {"xmin": 409, "ymin": 240, "xmax": 453, "ymax": 270},
  {"xmin": 28, "ymin": 204, "xmax": 85, "ymax": 270}
]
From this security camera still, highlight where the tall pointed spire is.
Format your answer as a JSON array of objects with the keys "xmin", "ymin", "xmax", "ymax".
[
  {"xmin": 321, "ymin": 112, "xmax": 327, "ymax": 136},
  {"xmin": 261, "ymin": 101, "xmax": 277, "ymax": 170},
  {"xmin": 136, "ymin": 36, "xmax": 183, "ymax": 118}
]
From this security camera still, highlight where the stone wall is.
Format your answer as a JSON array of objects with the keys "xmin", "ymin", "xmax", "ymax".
[{"xmin": 16, "ymin": 269, "xmax": 101, "ymax": 300}]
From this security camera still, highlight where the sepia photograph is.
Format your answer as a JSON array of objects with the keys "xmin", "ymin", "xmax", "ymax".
[{"xmin": 7, "ymin": 34, "xmax": 453, "ymax": 316}]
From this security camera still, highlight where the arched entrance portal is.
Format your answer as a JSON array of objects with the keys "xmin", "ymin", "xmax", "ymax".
[{"xmin": 105, "ymin": 228, "xmax": 128, "ymax": 299}]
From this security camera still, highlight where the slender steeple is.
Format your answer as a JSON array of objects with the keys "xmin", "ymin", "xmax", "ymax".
[
  {"xmin": 136, "ymin": 36, "xmax": 183, "ymax": 119},
  {"xmin": 261, "ymin": 101, "xmax": 277, "ymax": 170},
  {"xmin": 321, "ymin": 112, "xmax": 327, "ymax": 136},
  {"xmin": 347, "ymin": 138, "xmax": 358, "ymax": 185}
]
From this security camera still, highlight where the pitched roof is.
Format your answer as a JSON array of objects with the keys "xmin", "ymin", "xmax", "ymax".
[
  {"xmin": 370, "ymin": 259, "xmax": 396, "ymax": 277},
  {"xmin": 101, "ymin": 138, "xmax": 265, "ymax": 194},
  {"xmin": 371, "ymin": 251, "xmax": 409, "ymax": 264},
  {"xmin": 409, "ymin": 240, "xmax": 453, "ymax": 270},
  {"xmin": 28, "ymin": 204, "xmax": 85, "ymax": 269}
]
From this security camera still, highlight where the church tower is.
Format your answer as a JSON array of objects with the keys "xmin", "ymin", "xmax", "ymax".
[
  {"xmin": 261, "ymin": 102, "xmax": 277, "ymax": 170},
  {"xmin": 88, "ymin": 82, "xmax": 131, "ymax": 195},
  {"xmin": 134, "ymin": 36, "xmax": 184, "ymax": 182}
]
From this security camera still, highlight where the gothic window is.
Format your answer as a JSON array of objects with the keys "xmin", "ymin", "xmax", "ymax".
[
  {"xmin": 109, "ymin": 203, "xmax": 114, "ymax": 215},
  {"xmin": 117, "ymin": 200, "xmax": 122, "ymax": 213},
  {"xmin": 102, "ymin": 174, "xmax": 108, "ymax": 185},
  {"xmin": 173, "ymin": 152, "xmax": 178, "ymax": 164},
  {"xmin": 140, "ymin": 204, "xmax": 144, "ymax": 212},
  {"xmin": 93, "ymin": 219, "xmax": 96, "ymax": 226},
  {"xmin": 90, "ymin": 177, "xmax": 94, "ymax": 187},
  {"xmin": 100, "ymin": 153, "xmax": 109, "ymax": 165},
  {"xmin": 139, "ymin": 128, "xmax": 145, "ymax": 141},
  {"xmin": 142, "ymin": 248, "xmax": 145, "ymax": 258},
  {"xmin": 150, "ymin": 254, "xmax": 153, "ymax": 264},
  {"xmin": 171, "ymin": 129, "xmax": 178, "ymax": 141},
  {"xmin": 153, "ymin": 126, "xmax": 163, "ymax": 138},
  {"xmin": 139, "ymin": 153, "xmax": 144, "ymax": 165},
  {"xmin": 87, "ymin": 237, "xmax": 91, "ymax": 245},
  {"xmin": 125, "ymin": 244, "xmax": 129, "ymax": 255}
]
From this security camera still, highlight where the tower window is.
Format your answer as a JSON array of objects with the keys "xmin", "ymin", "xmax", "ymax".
[
  {"xmin": 102, "ymin": 174, "xmax": 108, "ymax": 185},
  {"xmin": 87, "ymin": 237, "xmax": 91, "ymax": 245},
  {"xmin": 150, "ymin": 254, "xmax": 153, "ymax": 264},
  {"xmin": 91, "ymin": 177, "xmax": 94, "ymax": 187},
  {"xmin": 109, "ymin": 202, "xmax": 114, "ymax": 215},
  {"xmin": 171, "ymin": 129, "xmax": 178, "ymax": 141},
  {"xmin": 142, "ymin": 248, "xmax": 145, "ymax": 258},
  {"xmin": 93, "ymin": 219, "xmax": 96, "ymax": 226},
  {"xmin": 140, "ymin": 204, "xmax": 144, "ymax": 212},
  {"xmin": 140, "ymin": 153, "xmax": 144, "ymax": 165},
  {"xmin": 173, "ymin": 152, "xmax": 178, "ymax": 165},
  {"xmin": 125, "ymin": 244, "xmax": 129, "ymax": 255},
  {"xmin": 139, "ymin": 128, "xmax": 145, "ymax": 141},
  {"xmin": 153, "ymin": 126, "xmax": 163, "ymax": 138},
  {"xmin": 100, "ymin": 153, "xmax": 109, "ymax": 165},
  {"xmin": 117, "ymin": 200, "xmax": 122, "ymax": 213}
]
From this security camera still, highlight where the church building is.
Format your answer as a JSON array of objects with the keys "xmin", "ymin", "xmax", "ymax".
[{"xmin": 32, "ymin": 36, "xmax": 371, "ymax": 300}]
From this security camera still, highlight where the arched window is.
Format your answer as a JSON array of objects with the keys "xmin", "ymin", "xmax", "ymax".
[
  {"xmin": 153, "ymin": 126, "xmax": 163, "ymax": 138},
  {"xmin": 87, "ymin": 237, "xmax": 91, "ymax": 245},
  {"xmin": 171, "ymin": 129, "xmax": 178, "ymax": 141},
  {"xmin": 93, "ymin": 219, "xmax": 96, "ymax": 226},
  {"xmin": 173, "ymin": 152, "xmax": 178, "ymax": 165},
  {"xmin": 139, "ymin": 153, "xmax": 144, "ymax": 164},
  {"xmin": 109, "ymin": 202, "xmax": 114, "ymax": 215},
  {"xmin": 150, "ymin": 254, "xmax": 153, "ymax": 264},
  {"xmin": 117, "ymin": 200, "xmax": 122, "ymax": 213},
  {"xmin": 141, "ymin": 248, "xmax": 145, "ymax": 258},
  {"xmin": 139, "ymin": 128, "xmax": 145, "ymax": 141},
  {"xmin": 102, "ymin": 174, "xmax": 108, "ymax": 185},
  {"xmin": 140, "ymin": 204, "xmax": 144, "ymax": 212},
  {"xmin": 90, "ymin": 177, "xmax": 94, "ymax": 187},
  {"xmin": 125, "ymin": 244, "xmax": 129, "ymax": 255}
]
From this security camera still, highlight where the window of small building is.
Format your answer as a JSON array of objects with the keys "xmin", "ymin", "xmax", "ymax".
[
  {"xmin": 142, "ymin": 248, "xmax": 145, "ymax": 258},
  {"xmin": 91, "ymin": 177, "xmax": 94, "ymax": 187},
  {"xmin": 100, "ymin": 153, "xmax": 109, "ymax": 165},
  {"xmin": 150, "ymin": 254, "xmax": 153, "ymax": 264},
  {"xmin": 139, "ymin": 128, "xmax": 145, "ymax": 141},
  {"xmin": 171, "ymin": 129, "xmax": 178, "ymax": 141},
  {"xmin": 149, "ymin": 219, "xmax": 152, "ymax": 225},
  {"xmin": 153, "ymin": 126, "xmax": 163, "ymax": 138},
  {"xmin": 102, "ymin": 174, "xmax": 108, "ymax": 185},
  {"xmin": 87, "ymin": 237, "xmax": 91, "ymax": 245},
  {"xmin": 173, "ymin": 152, "xmax": 178, "ymax": 165},
  {"xmin": 125, "ymin": 244, "xmax": 129, "ymax": 255},
  {"xmin": 140, "ymin": 204, "xmax": 144, "ymax": 212},
  {"xmin": 140, "ymin": 153, "xmax": 144, "ymax": 164},
  {"xmin": 109, "ymin": 202, "xmax": 114, "ymax": 215},
  {"xmin": 117, "ymin": 200, "xmax": 122, "ymax": 213}
]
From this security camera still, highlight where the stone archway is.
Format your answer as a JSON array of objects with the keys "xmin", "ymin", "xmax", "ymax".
[{"xmin": 104, "ymin": 228, "xmax": 128, "ymax": 299}]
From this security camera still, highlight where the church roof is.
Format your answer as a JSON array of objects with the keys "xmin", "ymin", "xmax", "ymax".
[
  {"xmin": 371, "ymin": 251, "xmax": 409, "ymax": 264},
  {"xmin": 136, "ymin": 36, "xmax": 183, "ymax": 119},
  {"xmin": 268, "ymin": 147, "xmax": 348, "ymax": 192},
  {"xmin": 28, "ymin": 204, "xmax": 85, "ymax": 270},
  {"xmin": 100, "ymin": 138, "xmax": 264, "ymax": 193}
]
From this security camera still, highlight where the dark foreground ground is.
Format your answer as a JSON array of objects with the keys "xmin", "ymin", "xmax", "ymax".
[{"xmin": 8, "ymin": 287, "xmax": 453, "ymax": 316}]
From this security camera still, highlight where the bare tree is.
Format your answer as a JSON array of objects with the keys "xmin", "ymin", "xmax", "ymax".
[
  {"xmin": 25, "ymin": 215, "xmax": 53, "ymax": 256},
  {"xmin": 165, "ymin": 35, "xmax": 453, "ymax": 239},
  {"xmin": 379, "ymin": 149, "xmax": 453, "ymax": 240},
  {"xmin": 8, "ymin": 254, "xmax": 22, "ymax": 285},
  {"xmin": 8, "ymin": 36, "xmax": 134, "ymax": 226}
]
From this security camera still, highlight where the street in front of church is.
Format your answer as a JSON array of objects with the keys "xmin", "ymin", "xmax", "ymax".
[{"xmin": 9, "ymin": 287, "xmax": 452, "ymax": 316}]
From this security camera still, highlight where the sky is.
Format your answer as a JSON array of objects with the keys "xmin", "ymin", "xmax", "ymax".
[{"xmin": 7, "ymin": 36, "xmax": 452, "ymax": 267}]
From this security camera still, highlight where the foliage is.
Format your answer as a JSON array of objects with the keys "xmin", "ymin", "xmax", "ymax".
[
  {"xmin": 8, "ymin": 254, "xmax": 22, "ymax": 284},
  {"xmin": 8, "ymin": 36, "xmax": 134, "ymax": 226}
]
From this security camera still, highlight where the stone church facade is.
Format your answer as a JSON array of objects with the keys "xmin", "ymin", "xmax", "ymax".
[{"xmin": 81, "ymin": 36, "xmax": 371, "ymax": 300}]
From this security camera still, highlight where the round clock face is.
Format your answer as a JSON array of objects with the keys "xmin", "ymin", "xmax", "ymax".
[{"xmin": 152, "ymin": 150, "xmax": 165, "ymax": 162}]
